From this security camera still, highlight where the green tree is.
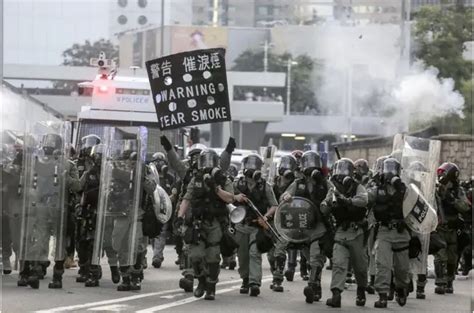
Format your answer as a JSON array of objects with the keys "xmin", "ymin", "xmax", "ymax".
[
  {"xmin": 61, "ymin": 39, "xmax": 119, "ymax": 66},
  {"xmin": 413, "ymin": 5, "xmax": 473, "ymax": 133},
  {"xmin": 231, "ymin": 49, "xmax": 318, "ymax": 113},
  {"xmin": 54, "ymin": 39, "xmax": 119, "ymax": 91}
]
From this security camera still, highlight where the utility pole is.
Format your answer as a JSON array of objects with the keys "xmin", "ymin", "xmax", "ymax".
[
  {"xmin": 286, "ymin": 59, "xmax": 298, "ymax": 115},
  {"xmin": 160, "ymin": 0, "xmax": 165, "ymax": 56}
]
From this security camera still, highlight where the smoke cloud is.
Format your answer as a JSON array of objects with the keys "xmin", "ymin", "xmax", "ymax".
[{"xmin": 392, "ymin": 65, "xmax": 465, "ymax": 119}]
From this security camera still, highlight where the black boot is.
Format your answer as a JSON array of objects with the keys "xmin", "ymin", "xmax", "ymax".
[
  {"xmin": 446, "ymin": 281, "xmax": 454, "ymax": 294},
  {"xmin": 28, "ymin": 275, "xmax": 40, "ymax": 289},
  {"xmin": 110, "ymin": 266, "xmax": 120, "ymax": 284},
  {"xmin": 249, "ymin": 284, "xmax": 260, "ymax": 297},
  {"xmin": 366, "ymin": 275, "xmax": 375, "ymax": 294},
  {"xmin": 272, "ymin": 257, "xmax": 285, "ymax": 292},
  {"xmin": 204, "ymin": 282, "xmax": 216, "ymax": 300},
  {"xmin": 240, "ymin": 277, "xmax": 249, "ymax": 294},
  {"xmin": 325, "ymin": 289, "xmax": 341, "ymax": 308},
  {"xmin": 229, "ymin": 259, "xmax": 236, "ymax": 270},
  {"xmin": 204, "ymin": 263, "xmax": 219, "ymax": 300},
  {"xmin": 179, "ymin": 274, "xmax": 194, "ymax": 292},
  {"xmin": 48, "ymin": 272, "xmax": 63, "ymax": 289},
  {"xmin": 117, "ymin": 276, "xmax": 131, "ymax": 291},
  {"xmin": 85, "ymin": 265, "xmax": 100, "ymax": 287},
  {"xmin": 356, "ymin": 286, "xmax": 366, "ymax": 306},
  {"xmin": 304, "ymin": 283, "xmax": 316, "ymax": 304},
  {"xmin": 18, "ymin": 263, "xmax": 30, "ymax": 287},
  {"xmin": 408, "ymin": 279, "xmax": 414, "ymax": 293},
  {"xmin": 117, "ymin": 267, "xmax": 131, "ymax": 291},
  {"xmin": 130, "ymin": 272, "xmax": 142, "ymax": 291},
  {"xmin": 76, "ymin": 266, "xmax": 89, "ymax": 283},
  {"xmin": 435, "ymin": 284, "xmax": 446, "ymax": 294},
  {"xmin": 416, "ymin": 285, "xmax": 426, "ymax": 299},
  {"xmin": 374, "ymin": 293, "xmax": 388, "ymax": 308},
  {"xmin": 28, "ymin": 263, "xmax": 41, "ymax": 289},
  {"xmin": 194, "ymin": 276, "xmax": 206, "ymax": 298},
  {"xmin": 395, "ymin": 288, "xmax": 407, "ymax": 307}
]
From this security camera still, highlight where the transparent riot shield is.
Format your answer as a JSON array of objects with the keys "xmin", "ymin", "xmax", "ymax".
[
  {"xmin": 92, "ymin": 126, "xmax": 147, "ymax": 266},
  {"xmin": 19, "ymin": 121, "xmax": 71, "ymax": 262},
  {"xmin": 274, "ymin": 197, "xmax": 318, "ymax": 243},
  {"xmin": 395, "ymin": 135, "xmax": 441, "ymax": 275},
  {"xmin": 260, "ymin": 145, "xmax": 277, "ymax": 182}
]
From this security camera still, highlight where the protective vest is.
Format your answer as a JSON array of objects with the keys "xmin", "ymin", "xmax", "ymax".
[
  {"xmin": 83, "ymin": 167, "xmax": 100, "ymax": 207},
  {"xmin": 236, "ymin": 177, "xmax": 269, "ymax": 216},
  {"xmin": 331, "ymin": 180, "xmax": 366, "ymax": 224},
  {"xmin": 191, "ymin": 172, "xmax": 226, "ymax": 218},
  {"xmin": 294, "ymin": 177, "xmax": 328, "ymax": 207},
  {"xmin": 160, "ymin": 173, "xmax": 175, "ymax": 195},
  {"xmin": 373, "ymin": 183, "xmax": 405, "ymax": 223},
  {"xmin": 273, "ymin": 175, "xmax": 294, "ymax": 201}
]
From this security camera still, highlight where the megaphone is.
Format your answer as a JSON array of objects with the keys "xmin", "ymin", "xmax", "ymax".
[{"xmin": 227, "ymin": 203, "xmax": 246, "ymax": 224}]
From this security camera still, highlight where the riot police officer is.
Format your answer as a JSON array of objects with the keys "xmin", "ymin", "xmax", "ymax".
[
  {"xmin": 366, "ymin": 156, "xmax": 388, "ymax": 295},
  {"xmin": 267, "ymin": 154, "xmax": 297, "ymax": 292},
  {"xmin": 151, "ymin": 152, "xmax": 178, "ymax": 269},
  {"xmin": 434, "ymin": 162, "xmax": 470, "ymax": 295},
  {"xmin": 233, "ymin": 153, "xmax": 278, "ymax": 297},
  {"xmin": 368, "ymin": 158, "xmax": 410, "ymax": 308},
  {"xmin": 221, "ymin": 163, "xmax": 239, "ymax": 270},
  {"xmin": 77, "ymin": 135, "xmax": 101, "ymax": 177},
  {"xmin": 280, "ymin": 151, "xmax": 330, "ymax": 303},
  {"xmin": 175, "ymin": 149, "xmax": 235, "ymax": 300},
  {"xmin": 321, "ymin": 158, "xmax": 369, "ymax": 308},
  {"xmin": 160, "ymin": 135, "xmax": 234, "ymax": 293}
]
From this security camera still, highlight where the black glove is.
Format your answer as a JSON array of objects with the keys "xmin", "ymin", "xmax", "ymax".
[
  {"xmin": 336, "ymin": 194, "xmax": 351, "ymax": 206},
  {"xmin": 391, "ymin": 176, "xmax": 403, "ymax": 191},
  {"xmin": 160, "ymin": 136, "xmax": 172, "ymax": 152},
  {"xmin": 225, "ymin": 137, "xmax": 236, "ymax": 154}
]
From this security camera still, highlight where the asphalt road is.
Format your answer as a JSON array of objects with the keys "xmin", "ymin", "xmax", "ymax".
[{"xmin": 1, "ymin": 246, "xmax": 472, "ymax": 313}]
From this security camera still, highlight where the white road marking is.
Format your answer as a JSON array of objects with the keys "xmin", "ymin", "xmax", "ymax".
[
  {"xmin": 136, "ymin": 277, "xmax": 273, "ymax": 313},
  {"xmin": 35, "ymin": 277, "xmax": 271, "ymax": 313},
  {"xmin": 87, "ymin": 304, "xmax": 130, "ymax": 311},
  {"xmin": 35, "ymin": 289, "xmax": 182, "ymax": 313},
  {"xmin": 159, "ymin": 293, "xmax": 185, "ymax": 299}
]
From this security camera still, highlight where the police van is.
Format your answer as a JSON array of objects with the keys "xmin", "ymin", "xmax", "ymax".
[{"xmin": 75, "ymin": 54, "xmax": 182, "ymax": 156}]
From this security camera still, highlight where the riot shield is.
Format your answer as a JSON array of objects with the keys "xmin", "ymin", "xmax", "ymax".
[
  {"xmin": 19, "ymin": 121, "xmax": 71, "ymax": 262},
  {"xmin": 260, "ymin": 145, "xmax": 277, "ymax": 183},
  {"xmin": 92, "ymin": 127, "xmax": 147, "ymax": 266},
  {"xmin": 274, "ymin": 197, "xmax": 317, "ymax": 243},
  {"xmin": 399, "ymin": 136, "xmax": 441, "ymax": 232},
  {"xmin": 395, "ymin": 135, "xmax": 441, "ymax": 275}
]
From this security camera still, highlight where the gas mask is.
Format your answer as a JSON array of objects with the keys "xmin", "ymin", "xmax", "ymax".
[
  {"xmin": 279, "ymin": 168, "xmax": 295, "ymax": 181},
  {"xmin": 244, "ymin": 168, "xmax": 261, "ymax": 181},
  {"xmin": 203, "ymin": 167, "xmax": 223, "ymax": 187}
]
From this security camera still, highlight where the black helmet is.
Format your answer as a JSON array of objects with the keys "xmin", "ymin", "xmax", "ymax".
[
  {"xmin": 198, "ymin": 149, "xmax": 219, "ymax": 170},
  {"xmin": 354, "ymin": 159, "xmax": 369, "ymax": 177},
  {"xmin": 333, "ymin": 158, "xmax": 354, "ymax": 177},
  {"xmin": 300, "ymin": 151, "xmax": 322, "ymax": 172},
  {"xmin": 242, "ymin": 154, "xmax": 263, "ymax": 171},
  {"xmin": 151, "ymin": 152, "xmax": 167, "ymax": 163},
  {"xmin": 81, "ymin": 134, "xmax": 101, "ymax": 149},
  {"xmin": 41, "ymin": 133, "xmax": 63, "ymax": 155},
  {"xmin": 227, "ymin": 163, "xmax": 239, "ymax": 179},
  {"xmin": 188, "ymin": 143, "xmax": 207, "ymax": 168},
  {"xmin": 90, "ymin": 144, "xmax": 106, "ymax": 165},
  {"xmin": 437, "ymin": 162, "xmax": 460, "ymax": 185},
  {"xmin": 279, "ymin": 155, "xmax": 297, "ymax": 172},
  {"xmin": 382, "ymin": 158, "xmax": 401, "ymax": 184},
  {"xmin": 373, "ymin": 156, "xmax": 389, "ymax": 175}
]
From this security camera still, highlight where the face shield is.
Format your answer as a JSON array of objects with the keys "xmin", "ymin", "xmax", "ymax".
[
  {"xmin": 278, "ymin": 155, "xmax": 297, "ymax": 179},
  {"xmin": 41, "ymin": 133, "xmax": 62, "ymax": 156},
  {"xmin": 300, "ymin": 152, "xmax": 322, "ymax": 172},
  {"xmin": 90, "ymin": 144, "xmax": 106, "ymax": 166},
  {"xmin": 198, "ymin": 149, "xmax": 219, "ymax": 170},
  {"xmin": 242, "ymin": 154, "xmax": 263, "ymax": 180}
]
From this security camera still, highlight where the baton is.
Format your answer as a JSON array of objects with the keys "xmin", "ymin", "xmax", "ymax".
[
  {"xmin": 334, "ymin": 146, "xmax": 341, "ymax": 160},
  {"xmin": 247, "ymin": 199, "xmax": 283, "ymax": 243}
]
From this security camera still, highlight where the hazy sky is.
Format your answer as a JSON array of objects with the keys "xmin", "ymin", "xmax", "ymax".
[{"xmin": 4, "ymin": 0, "xmax": 111, "ymax": 65}]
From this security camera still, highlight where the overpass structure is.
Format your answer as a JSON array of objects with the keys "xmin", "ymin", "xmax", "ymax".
[{"xmin": 4, "ymin": 64, "xmax": 401, "ymax": 148}]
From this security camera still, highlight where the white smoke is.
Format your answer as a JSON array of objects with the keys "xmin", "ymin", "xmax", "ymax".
[{"xmin": 392, "ymin": 65, "xmax": 465, "ymax": 119}]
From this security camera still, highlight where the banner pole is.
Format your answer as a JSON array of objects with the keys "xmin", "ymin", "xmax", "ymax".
[{"xmin": 228, "ymin": 121, "xmax": 234, "ymax": 140}]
